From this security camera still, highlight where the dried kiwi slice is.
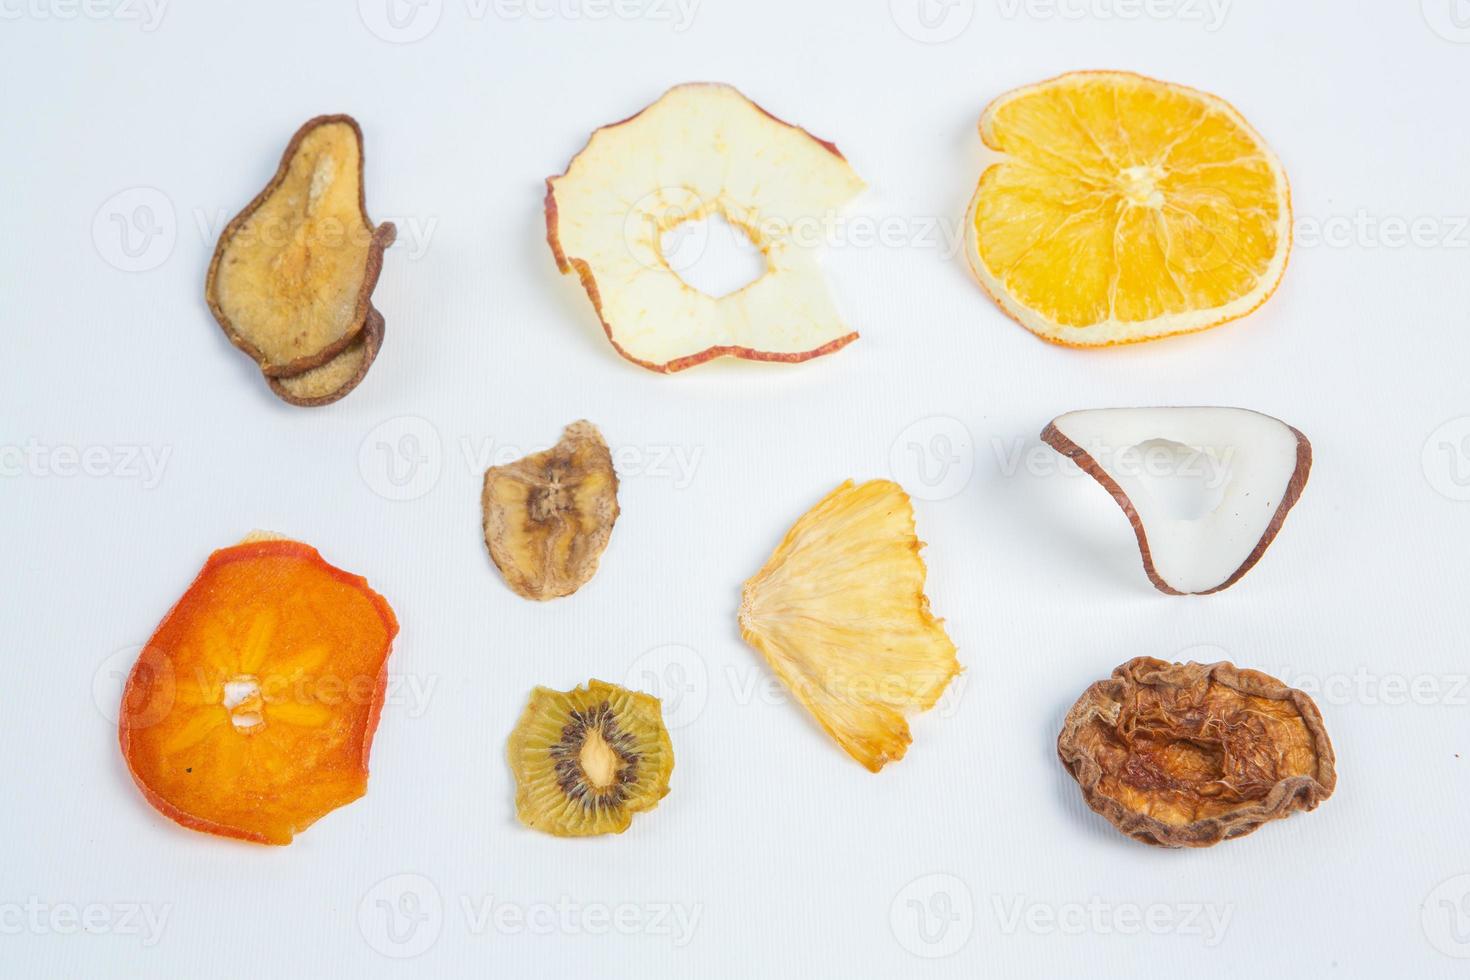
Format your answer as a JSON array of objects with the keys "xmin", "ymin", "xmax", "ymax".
[
  {"xmin": 206, "ymin": 114, "xmax": 395, "ymax": 377},
  {"xmin": 507, "ymin": 680, "xmax": 673, "ymax": 837},
  {"xmin": 481, "ymin": 421, "xmax": 619, "ymax": 601},
  {"xmin": 268, "ymin": 306, "xmax": 384, "ymax": 407}
]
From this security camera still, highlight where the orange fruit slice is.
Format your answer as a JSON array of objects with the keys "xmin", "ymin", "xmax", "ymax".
[
  {"xmin": 119, "ymin": 537, "xmax": 398, "ymax": 845},
  {"xmin": 965, "ymin": 71, "xmax": 1291, "ymax": 347}
]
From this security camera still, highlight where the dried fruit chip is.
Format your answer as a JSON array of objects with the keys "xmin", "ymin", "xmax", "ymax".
[
  {"xmin": 481, "ymin": 421, "xmax": 619, "ymax": 601},
  {"xmin": 965, "ymin": 71, "xmax": 1291, "ymax": 346},
  {"xmin": 1058, "ymin": 657, "xmax": 1336, "ymax": 848},
  {"xmin": 1041, "ymin": 407, "xmax": 1311, "ymax": 595},
  {"xmin": 119, "ymin": 537, "xmax": 398, "ymax": 845},
  {"xmin": 267, "ymin": 306, "xmax": 384, "ymax": 407},
  {"xmin": 738, "ymin": 480, "xmax": 960, "ymax": 772},
  {"xmin": 546, "ymin": 83, "xmax": 865, "ymax": 372},
  {"xmin": 506, "ymin": 680, "xmax": 673, "ymax": 837},
  {"xmin": 206, "ymin": 114, "xmax": 396, "ymax": 377}
]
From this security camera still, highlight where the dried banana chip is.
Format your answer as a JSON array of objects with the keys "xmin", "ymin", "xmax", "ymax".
[
  {"xmin": 481, "ymin": 421, "xmax": 620, "ymax": 601},
  {"xmin": 739, "ymin": 480, "xmax": 960, "ymax": 771},
  {"xmin": 206, "ymin": 114, "xmax": 395, "ymax": 377},
  {"xmin": 267, "ymin": 306, "xmax": 384, "ymax": 407}
]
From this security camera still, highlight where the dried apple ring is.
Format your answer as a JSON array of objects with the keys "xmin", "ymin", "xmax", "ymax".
[
  {"xmin": 119, "ymin": 536, "xmax": 398, "ymax": 845},
  {"xmin": 1058, "ymin": 657, "xmax": 1336, "ymax": 848},
  {"xmin": 546, "ymin": 83, "xmax": 865, "ymax": 372}
]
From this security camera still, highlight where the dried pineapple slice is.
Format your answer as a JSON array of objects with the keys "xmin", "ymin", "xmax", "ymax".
[
  {"xmin": 738, "ymin": 480, "xmax": 960, "ymax": 772},
  {"xmin": 506, "ymin": 680, "xmax": 674, "ymax": 837}
]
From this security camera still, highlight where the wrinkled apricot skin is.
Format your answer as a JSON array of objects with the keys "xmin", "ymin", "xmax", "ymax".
[
  {"xmin": 119, "ymin": 539, "xmax": 398, "ymax": 845},
  {"xmin": 1057, "ymin": 658, "xmax": 1336, "ymax": 848}
]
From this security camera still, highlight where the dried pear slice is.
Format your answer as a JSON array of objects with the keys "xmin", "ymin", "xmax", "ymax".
[
  {"xmin": 267, "ymin": 306, "xmax": 384, "ymax": 407},
  {"xmin": 481, "ymin": 421, "xmax": 619, "ymax": 601},
  {"xmin": 206, "ymin": 114, "xmax": 396, "ymax": 377},
  {"xmin": 546, "ymin": 83, "xmax": 865, "ymax": 372},
  {"xmin": 1058, "ymin": 658, "xmax": 1336, "ymax": 848},
  {"xmin": 739, "ymin": 480, "xmax": 960, "ymax": 772},
  {"xmin": 506, "ymin": 680, "xmax": 673, "ymax": 837}
]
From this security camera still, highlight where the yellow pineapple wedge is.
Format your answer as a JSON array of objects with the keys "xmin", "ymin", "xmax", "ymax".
[{"xmin": 738, "ymin": 480, "xmax": 961, "ymax": 772}]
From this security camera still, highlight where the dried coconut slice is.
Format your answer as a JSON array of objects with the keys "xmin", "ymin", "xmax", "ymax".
[
  {"xmin": 546, "ymin": 83, "xmax": 865, "ymax": 372},
  {"xmin": 206, "ymin": 114, "xmax": 396, "ymax": 377},
  {"xmin": 118, "ymin": 536, "xmax": 398, "ymax": 845},
  {"xmin": 1042, "ymin": 407, "xmax": 1311, "ymax": 594},
  {"xmin": 267, "ymin": 306, "xmax": 384, "ymax": 407},
  {"xmin": 506, "ymin": 679, "xmax": 674, "ymax": 837},
  {"xmin": 738, "ymin": 480, "xmax": 960, "ymax": 772},
  {"xmin": 1058, "ymin": 657, "xmax": 1336, "ymax": 847},
  {"xmin": 481, "ymin": 421, "xmax": 620, "ymax": 601}
]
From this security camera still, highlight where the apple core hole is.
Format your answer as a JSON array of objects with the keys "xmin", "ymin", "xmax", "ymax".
[
  {"xmin": 661, "ymin": 214, "xmax": 767, "ymax": 298},
  {"xmin": 1123, "ymin": 438, "xmax": 1230, "ymax": 521}
]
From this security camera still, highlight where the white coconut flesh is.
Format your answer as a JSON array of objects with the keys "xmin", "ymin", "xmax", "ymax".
[
  {"xmin": 1044, "ymin": 407, "xmax": 1310, "ymax": 595},
  {"xmin": 548, "ymin": 83, "xmax": 866, "ymax": 368}
]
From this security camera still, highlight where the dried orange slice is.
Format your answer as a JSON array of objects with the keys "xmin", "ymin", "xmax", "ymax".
[
  {"xmin": 119, "ymin": 536, "xmax": 398, "ymax": 845},
  {"xmin": 739, "ymin": 480, "xmax": 960, "ymax": 772},
  {"xmin": 965, "ymin": 71, "xmax": 1291, "ymax": 346}
]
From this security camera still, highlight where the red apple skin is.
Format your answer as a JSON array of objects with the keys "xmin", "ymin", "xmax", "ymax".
[{"xmin": 544, "ymin": 83, "xmax": 859, "ymax": 374}]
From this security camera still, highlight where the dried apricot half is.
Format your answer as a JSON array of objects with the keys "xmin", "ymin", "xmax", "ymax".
[
  {"xmin": 119, "ymin": 536, "xmax": 399, "ymax": 845},
  {"xmin": 506, "ymin": 680, "xmax": 674, "ymax": 837},
  {"xmin": 1058, "ymin": 657, "xmax": 1336, "ymax": 847},
  {"xmin": 739, "ymin": 480, "xmax": 960, "ymax": 772},
  {"xmin": 206, "ymin": 114, "xmax": 395, "ymax": 379},
  {"xmin": 481, "ymin": 421, "xmax": 619, "ymax": 601}
]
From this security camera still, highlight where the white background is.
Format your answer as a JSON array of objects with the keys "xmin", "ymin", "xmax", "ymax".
[{"xmin": 3, "ymin": 0, "xmax": 1469, "ymax": 976}]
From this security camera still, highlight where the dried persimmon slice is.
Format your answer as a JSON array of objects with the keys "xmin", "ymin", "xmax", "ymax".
[
  {"xmin": 1057, "ymin": 657, "xmax": 1336, "ymax": 847},
  {"xmin": 119, "ymin": 536, "xmax": 398, "ymax": 845}
]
